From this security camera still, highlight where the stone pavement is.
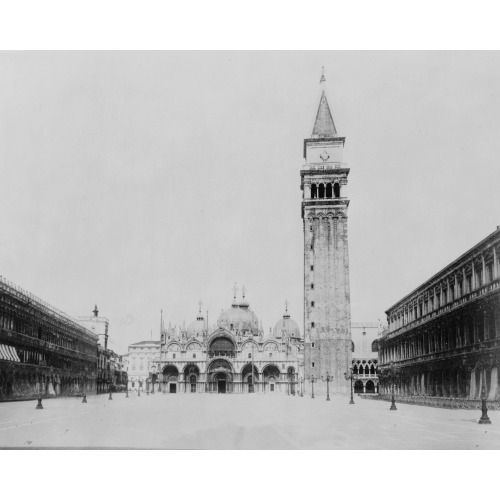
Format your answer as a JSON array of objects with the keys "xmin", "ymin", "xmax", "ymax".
[{"xmin": 0, "ymin": 391, "xmax": 498, "ymax": 449}]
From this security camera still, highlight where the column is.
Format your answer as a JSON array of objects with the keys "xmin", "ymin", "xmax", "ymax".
[
  {"xmin": 482, "ymin": 255, "xmax": 486, "ymax": 286},
  {"xmin": 493, "ymin": 246, "xmax": 498, "ymax": 280},
  {"xmin": 488, "ymin": 366, "xmax": 498, "ymax": 401},
  {"xmin": 469, "ymin": 370, "xmax": 476, "ymax": 399}
]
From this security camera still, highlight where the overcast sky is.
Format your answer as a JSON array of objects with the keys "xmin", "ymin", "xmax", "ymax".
[{"xmin": 1, "ymin": 51, "xmax": 499, "ymax": 353}]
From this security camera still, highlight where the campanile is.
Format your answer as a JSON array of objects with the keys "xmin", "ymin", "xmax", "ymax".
[{"xmin": 301, "ymin": 69, "xmax": 351, "ymax": 393}]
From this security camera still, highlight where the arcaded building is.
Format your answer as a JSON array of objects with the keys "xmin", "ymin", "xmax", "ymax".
[
  {"xmin": 301, "ymin": 69, "xmax": 352, "ymax": 392},
  {"xmin": 0, "ymin": 276, "xmax": 98, "ymax": 401},
  {"xmin": 378, "ymin": 227, "xmax": 500, "ymax": 402},
  {"xmin": 351, "ymin": 323, "xmax": 380, "ymax": 394}
]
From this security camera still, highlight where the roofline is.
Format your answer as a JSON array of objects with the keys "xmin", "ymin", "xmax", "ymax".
[{"xmin": 385, "ymin": 226, "xmax": 500, "ymax": 315}]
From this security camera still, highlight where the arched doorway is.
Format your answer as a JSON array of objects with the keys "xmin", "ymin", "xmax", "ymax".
[
  {"xmin": 184, "ymin": 364, "xmax": 200, "ymax": 393},
  {"xmin": 242, "ymin": 363, "xmax": 259, "ymax": 393},
  {"xmin": 162, "ymin": 365, "xmax": 179, "ymax": 393},
  {"xmin": 365, "ymin": 380, "xmax": 375, "ymax": 393},
  {"xmin": 263, "ymin": 365, "xmax": 281, "ymax": 393},
  {"xmin": 354, "ymin": 380, "xmax": 364, "ymax": 393},
  {"xmin": 208, "ymin": 359, "xmax": 234, "ymax": 393}
]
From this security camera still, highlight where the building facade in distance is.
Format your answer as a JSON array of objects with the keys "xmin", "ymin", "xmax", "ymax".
[
  {"xmin": 378, "ymin": 228, "xmax": 500, "ymax": 404},
  {"xmin": 78, "ymin": 305, "xmax": 110, "ymax": 393},
  {"xmin": 0, "ymin": 276, "xmax": 98, "ymax": 401},
  {"xmin": 351, "ymin": 323, "xmax": 380, "ymax": 394},
  {"xmin": 126, "ymin": 340, "xmax": 160, "ymax": 393},
  {"xmin": 302, "ymin": 70, "xmax": 352, "ymax": 392}
]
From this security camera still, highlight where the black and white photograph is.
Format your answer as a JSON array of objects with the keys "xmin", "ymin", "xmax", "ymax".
[
  {"xmin": 1, "ymin": 4, "xmax": 500, "ymax": 498},
  {"xmin": 1, "ymin": 49, "xmax": 499, "ymax": 451}
]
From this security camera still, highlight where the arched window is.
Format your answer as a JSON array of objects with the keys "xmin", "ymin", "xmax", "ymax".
[
  {"xmin": 333, "ymin": 183, "xmax": 340, "ymax": 198},
  {"xmin": 353, "ymin": 365, "xmax": 358, "ymax": 375},
  {"xmin": 371, "ymin": 340, "xmax": 378, "ymax": 352},
  {"xmin": 193, "ymin": 353, "xmax": 196, "ymax": 358},
  {"xmin": 248, "ymin": 353, "xmax": 251, "ymax": 358},
  {"xmin": 326, "ymin": 183, "xmax": 332, "ymax": 198},
  {"xmin": 173, "ymin": 353, "xmax": 176, "ymax": 359},
  {"xmin": 370, "ymin": 364, "xmax": 376, "ymax": 375},
  {"xmin": 318, "ymin": 183, "xmax": 325, "ymax": 198},
  {"xmin": 364, "ymin": 365, "xmax": 370, "ymax": 375},
  {"xmin": 311, "ymin": 184, "xmax": 317, "ymax": 199},
  {"xmin": 351, "ymin": 341, "xmax": 355, "ymax": 352}
]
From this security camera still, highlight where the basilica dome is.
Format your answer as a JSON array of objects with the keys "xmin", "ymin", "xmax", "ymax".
[
  {"xmin": 186, "ymin": 306, "xmax": 206, "ymax": 338},
  {"xmin": 217, "ymin": 289, "xmax": 260, "ymax": 335},
  {"xmin": 273, "ymin": 306, "xmax": 300, "ymax": 339}
]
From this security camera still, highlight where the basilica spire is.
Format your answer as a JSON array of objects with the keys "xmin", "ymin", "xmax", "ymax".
[{"xmin": 312, "ymin": 68, "xmax": 337, "ymax": 138}]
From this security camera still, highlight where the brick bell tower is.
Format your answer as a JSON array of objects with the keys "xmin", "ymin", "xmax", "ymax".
[{"xmin": 301, "ymin": 69, "xmax": 351, "ymax": 393}]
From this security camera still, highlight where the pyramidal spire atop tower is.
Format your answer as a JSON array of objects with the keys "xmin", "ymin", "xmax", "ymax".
[{"xmin": 312, "ymin": 67, "xmax": 337, "ymax": 138}]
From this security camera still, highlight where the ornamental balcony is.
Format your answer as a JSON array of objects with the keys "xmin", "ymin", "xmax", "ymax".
[{"xmin": 208, "ymin": 350, "xmax": 236, "ymax": 359}]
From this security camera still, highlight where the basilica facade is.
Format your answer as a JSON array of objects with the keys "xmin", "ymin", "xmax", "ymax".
[{"xmin": 138, "ymin": 290, "xmax": 304, "ymax": 394}]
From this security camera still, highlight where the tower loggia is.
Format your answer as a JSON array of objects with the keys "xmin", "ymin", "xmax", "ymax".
[{"xmin": 301, "ymin": 69, "xmax": 351, "ymax": 393}]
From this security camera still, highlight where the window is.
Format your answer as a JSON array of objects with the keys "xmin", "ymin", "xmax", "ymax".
[
  {"xmin": 173, "ymin": 353, "xmax": 176, "ymax": 359},
  {"xmin": 311, "ymin": 322, "xmax": 315, "ymax": 328},
  {"xmin": 193, "ymin": 354, "xmax": 196, "ymax": 358},
  {"xmin": 310, "ymin": 225, "xmax": 313, "ymax": 231},
  {"xmin": 310, "ymin": 244, "xmax": 313, "ymax": 250},
  {"xmin": 248, "ymin": 353, "xmax": 251, "ymax": 358},
  {"xmin": 311, "ymin": 184, "xmax": 317, "ymax": 199},
  {"xmin": 334, "ymin": 183, "xmax": 340, "ymax": 198},
  {"xmin": 312, "ymin": 342, "xmax": 315, "ymax": 348},
  {"xmin": 311, "ymin": 301, "xmax": 315, "ymax": 307},
  {"xmin": 269, "ymin": 353, "xmax": 272, "ymax": 357},
  {"xmin": 371, "ymin": 340, "xmax": 378, "ymax": 352},
  {"xmin": 351, "ymin": 341, "xmax": 355, "ymax": 352},
  {"xmin": 312, "ymin": 362, "xmax": 315, "ymax": 368},
  {"xmin": 311, "ymin": 283, "xmax": 314, "ymax": 289},
  {"xmin": 310, "ymin": 265, "xmax": 314, "ymax": 271}
]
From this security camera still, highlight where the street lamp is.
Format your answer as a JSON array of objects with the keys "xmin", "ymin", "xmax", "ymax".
[
  {"xmin": 388, "ymin": 361, "xmax": 397, "ymax": 411},
  {"xmin": 344, "ymin": 368, "xmax": 355, "ymax": 404},
  {"xmin": 82, "ymin": 375, "xmax": 88, "ymax": 403},
  {"xmin": 307, "ymin": 374, "xmax": 317, "ymax": 399},
  {"xmin": 321, "ymin": 372, "xmax": 333, "ymax": 401},
  {"xmin": 478, "ymin": 343, "xmax": 491, "ymax": 425}
]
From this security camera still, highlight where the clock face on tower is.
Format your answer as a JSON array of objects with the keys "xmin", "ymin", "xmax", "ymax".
[{"xmin": 319, "ymin": 150, "xmax": 330, "ymax": 162}]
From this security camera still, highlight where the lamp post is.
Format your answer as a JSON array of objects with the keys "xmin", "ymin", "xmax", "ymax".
[
  {"xmin": 478, "ymin": 343, "xmax": 491, "ymax": 425},
  {"xmin": 299, "ymin": 377, "xmax": 304, "ymax": 397},
  {"xmin": 389, "ymin": 361, "xmax": 397, "ymax": 411},
  {"xmin": 307, "ymin": 374, "xmax": 317, "ymax": 398},
  {"xmin": 36, "ymin": 386, "xmax": 43, "ymax": 409},
  {"xmin": 82, "ymin": 375, "xmax": 87, "ymax": 403},
  {"xmin": 321, "ymin": 372, "xmax": 333, "ymax": 401},
  {"xmin": 344, "ymin": 367, "xmax": 355, "ymax": 404}
]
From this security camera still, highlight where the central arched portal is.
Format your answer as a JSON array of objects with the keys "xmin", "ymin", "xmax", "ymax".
[{"xmin": 207, "ymin": 359, "xmax": 234, "ymax": 393}]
